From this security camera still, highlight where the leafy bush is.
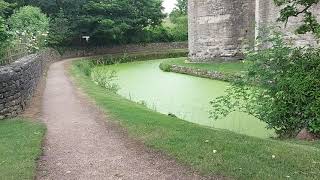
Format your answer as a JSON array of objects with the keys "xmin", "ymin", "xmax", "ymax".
[
  {"xmin": 82, "ymin": 0, "xmax": 165, "ymax": 45},
  {"xmin": 159, "ymin": 63, "xmax": 172, "ymax": 72},
  {"xmin": 0, "ymin": 16, "xmax": 9, "ymax": 62},
  {"xmin": 210, "ymin": 32, "xmax": 320, "ymax": 138},
  {"xmin": 74, "ymin": 60, "xmax": 94, "ymax": 77},
  {"xmin": 91, "ymin": 67, "xmax": 120, "ymax": 93},
  {"xmin": 143, "ymin": 26, "xmax": 174, "ymax": 43},
  {"xmin": 8, "ymin": 6, "xmax": 49, "ymax": 52},
  {"xmin": 168, "ymin": 15, "xmax": 188, "ymax": 42}
]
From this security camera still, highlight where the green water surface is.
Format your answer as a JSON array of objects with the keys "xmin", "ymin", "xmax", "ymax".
[{"xmin": 104, "ymin": 59, "xmax": 274, "ymax": 138}]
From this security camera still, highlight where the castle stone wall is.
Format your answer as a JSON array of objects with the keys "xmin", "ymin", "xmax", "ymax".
[
  {"xmin": 189, "ymin": 0, "xmax": 320, "ymax": 61},
  {"xmin": 188, "ymin": 0, "xmax": 256, "ymax": 62},
  {"xmin": 256, "ymin": 0, "xmax": 320, "ymax": 47}
]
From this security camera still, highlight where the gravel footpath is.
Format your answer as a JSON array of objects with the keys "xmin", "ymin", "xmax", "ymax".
[{"xmin": 36, "ymin": 60, "xmax": 215, "ymax": 180}]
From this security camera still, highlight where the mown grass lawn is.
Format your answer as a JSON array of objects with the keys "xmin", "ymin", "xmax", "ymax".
[
  {"xmin": 71, "ymin": 60, "xmax": 320, "ymax": 180},
  {"xmin": 162, "ymin": 57, "xmax": 250, "ymax": 74},
  {"xmin": 0, "ymin": 119, "xmax": 45, "ymax": 180}
]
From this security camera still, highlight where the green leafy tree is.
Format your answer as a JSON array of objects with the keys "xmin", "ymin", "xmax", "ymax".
[
  {"xmin": 210, "ymin": 32, "xmax": 320, "ymax": 138},
  {"xmin": 142, "ymin": 25, "xmax": 173, "ymax": 43},
  {"xmin": 3, "ymin": 0, "xmax": 25, "ymax": 7},
  {"xmin": 169, "ymin": 0, "xmax": 187, "ymax": 22},
  {"xmin": 168, "ymin": 15, "xmax": 188, "ymax": 41},
  {"xmin": 167, "ymin": 0, "xmax": 188, "ymax": 42},
  {"xmin": 47, "ymin": 9, "xmax": 72, "ymax": 46},
  {"xmin": 211, "ymin": 1, "xmax": 320, "ymax": 138},
  {"xmin": 274, "ymin": 0, "xmax": 320, "ymax": 37},
  {"xmin": 80, "ymin": 0, "xmax": 165, "ymax": 44},
  {"xmin": 0, "ymin": 16, "xmax": 9, "ymax": 59},
  {"xmin": 26, "ymin": 0, "xmax": 88, "ymax": 15},
  {"xmin": 8, "ymin": 0, "xmax": 170, "ymax": 45},
  {"xmin": 8, "ymin": 6, "xmax": 48, "ymax": 34},
  {"xmin": 0, "ymin": 0, "xmax": 16, "ymax": 18},
  {"xmin": 8, "ymin": 6, "xmax": 49, "ymax": 51},
  {"xmin": 175, "ymin": 0, "xmax": 187, "ymax": 15}
]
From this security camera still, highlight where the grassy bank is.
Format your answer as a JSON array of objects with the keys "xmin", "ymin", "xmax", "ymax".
[
  {"xmin": 0, "ymin": 119, "xmax": 45, "ymax": 179},
  {"xmin": 88, "ymin": 49, "xmax": 188, "ymax": 65},
  {"xmin": 71, "ymin": 59, "xmax": 320, "ymax": 180},
  {"xmin": 160, "ymin": 58, "xmax": 249, "ymax": 73},
  {"xmin": 159, "ymin": 58, "xmax": 250, "ymax": 82}
]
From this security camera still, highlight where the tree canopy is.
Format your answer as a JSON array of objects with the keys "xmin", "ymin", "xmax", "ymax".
[
  {"xmin": 3, "ymin": 0, "xmax": 319, "ymax": 45},
  {"xmin": 175, "ymin": 0, "xmax": 187, "ymax": 15},
  {"xmin": 8, "ymin": 0, "xmax": 166, "ymax": 45},
  {"xmin": 81, "ymin": 0, "xmax": 165, "ymax": 44},
  {"xmin": 0, "ymin": 0, "xmax": 16, "ymax": 18}
]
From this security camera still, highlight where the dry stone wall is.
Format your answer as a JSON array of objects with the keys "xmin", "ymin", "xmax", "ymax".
[
  {"xmin": 0, "ymin": 49, "xmax": 60, "ymax": 119},
  {"xmin": 61, "ymin": 42, "xmax": 188, "ymax": 59}
]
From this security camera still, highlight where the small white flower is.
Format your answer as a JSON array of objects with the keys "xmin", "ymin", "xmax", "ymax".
[
  {"xmin": 213, "ymin": 150, "xmax": 217, "ymax": 154},
  {"xmin": 205, "ymin": 140, "xmax": 209, "ymax": 143},
  {"xmin": 272, "ymin": 155, "xmax": 276, "ymax": 159}
]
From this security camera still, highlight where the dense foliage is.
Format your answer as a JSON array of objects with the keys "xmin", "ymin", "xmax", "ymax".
[
  {"xmin": 0, "ymin": 0, "xmax": 15, "ymax": 18},
  {"xmin": 168, "ymin": 15, "xmax": 188, "ymax": 42},
  {"xmin": 47, "ymin": 10, "xmax": 72, "ymax": 46},
  {"xmin": 8, "ymin": 6, "xmax": 49, "ymax": 52},
  {"xmin": 8, "ymin": 5, "xmax": 48, "ymax": 35},
  {"xmin": 210, "ymin": 0, "xmax": 320, "ymax": 138},
  {"xmin": 0, "ymin": 16, "xmax": 9, "ymax": 58},
  {"xmin": 166, "ymin": 0, "xmax": 188, "ymax": 42},
  {"xmin": 175, "ymin": 0, "xmax": 187, "ymax": 14},
  {"xmin": 274, "ymin": 0, "xmax": 320, "ymax": 37},
  {"xmin": 0, "ymin": 3, "xmax": 49, "ymax": 63},
  {"xmin": 210, "ymin": 32, "xmax": 320, "ymax": 138},
  {"xmin": 81, "ymin": 0, "xmax": 165, "ymax": 45},
  {"xmin": 0, "ymin": 0, "xmax": 189, "ymax": 47}
]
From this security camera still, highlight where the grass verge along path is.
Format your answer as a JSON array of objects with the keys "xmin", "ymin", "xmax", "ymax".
[
  {"xmin": 0, "ymin": 119, "xmax": 45, "ymax": 179},
  {"xmin": 71, "ymin": 60, "xmax": 320, "ymax": 180}
]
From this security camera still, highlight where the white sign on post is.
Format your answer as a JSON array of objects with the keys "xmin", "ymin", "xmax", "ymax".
[{"xmin": 82, "ymin": 36, "xmax": 90, "ymax": 42}]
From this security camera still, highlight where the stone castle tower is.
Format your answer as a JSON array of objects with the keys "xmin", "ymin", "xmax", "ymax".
[{"xmin": 188, "ymin": 0, "xmax": 320, "ymax": 62}]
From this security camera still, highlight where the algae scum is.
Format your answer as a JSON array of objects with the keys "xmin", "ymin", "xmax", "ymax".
[{"xmin": 94, "ymin": 59, "xmax": 274, "ymax": 138}]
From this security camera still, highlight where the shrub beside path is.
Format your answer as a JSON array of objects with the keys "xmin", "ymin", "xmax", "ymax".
[{"xmin": 36, "ymin": 59, "xmax": 211, "ymax": 180}]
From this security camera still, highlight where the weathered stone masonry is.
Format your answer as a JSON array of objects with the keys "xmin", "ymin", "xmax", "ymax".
[
  {"xmin": 189, "ymin": 0, "xmax": 320, "ymax": 61},
  {"xmin": 188, "ymin": 0, "xmax": 255, "ymax": 62},
  {"xmin": 255, "ymin": 0, "xmax": 320, "ymax": 47},
  {"xmin": 0, "ymin": 49, "xmax": 60, "ymax": 119}
]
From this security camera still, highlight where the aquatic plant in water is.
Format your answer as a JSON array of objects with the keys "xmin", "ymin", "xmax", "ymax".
[{"xmin": 91, "ymin": 67, "xmax": 120, "ymax": 93}]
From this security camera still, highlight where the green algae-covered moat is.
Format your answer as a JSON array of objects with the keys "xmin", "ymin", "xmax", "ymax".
[{"xmin": 95, "ymin": 59, "xmax": 275, "ymax": 138}]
